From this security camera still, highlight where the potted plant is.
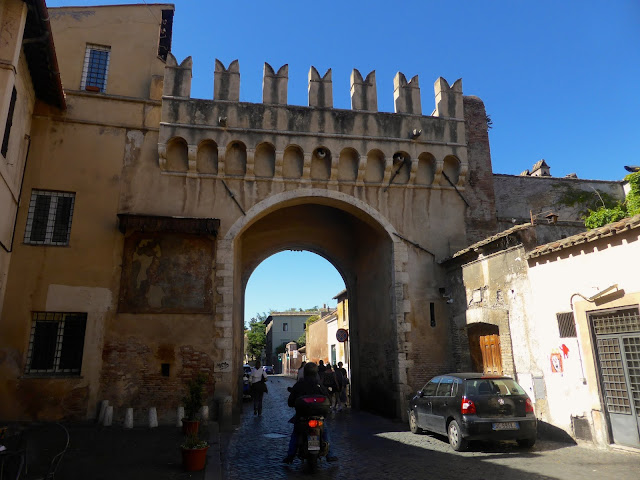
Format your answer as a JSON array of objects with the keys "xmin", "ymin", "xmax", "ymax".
[
  {"xmin": 181, "ymin": 434, "xmax": 209, "ymax": 471},
  {"xmin": 182, "ymin": 372, "xmax": 207, "ymax": 435}
]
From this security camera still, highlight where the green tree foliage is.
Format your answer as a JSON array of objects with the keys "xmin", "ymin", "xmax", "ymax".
[
  {"xmin": 584, "ymin": 172, "xmax": 640, "ymax": 229},
  {"xmin": 246, "ymin": 317, "xmax": 266, "ymax": 360},
  {"xmin": 295, "ymin": 315, "xmax": 319, "ymax": 348},
  {"xmin": 275, "ymin": 342, "xmax": 287, "ymax": 355}
]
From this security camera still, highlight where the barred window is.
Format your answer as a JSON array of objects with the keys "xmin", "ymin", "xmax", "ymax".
[
  {"xmin": 283, "ymin": 323, "xmax": 288, "ymax": 332},
  {"xmin": 25, "ymin": 312, "xmax": 87, "ymax": 375},
  {"xmin": 24, "ymin": 190, "xmax": 75, "ymax": 245},
  {"xmin": 81, "ymin": 44, "xmax": 111, "ymax": 92},
  {"xmin": 557, "ymin": 312, "xmax": 577, "ymax": 338}
]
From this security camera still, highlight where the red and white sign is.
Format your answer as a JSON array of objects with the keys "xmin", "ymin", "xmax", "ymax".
[{"xmin": 336, "ymin": 328, "xmax": 349, "ymax": 342}]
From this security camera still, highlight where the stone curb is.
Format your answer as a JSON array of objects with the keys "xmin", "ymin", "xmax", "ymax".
[{"xmin": 204, "ymin": 421, "xmax": 221, "ymax": 480}]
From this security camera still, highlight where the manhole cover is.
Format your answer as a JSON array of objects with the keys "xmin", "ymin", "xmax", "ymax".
[{"xmin": 263, "ymin": 433, "xmax": 287, "ymax": 439}]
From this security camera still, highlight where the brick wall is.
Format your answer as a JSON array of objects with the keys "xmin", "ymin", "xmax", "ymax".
[
  {"xmin": 99, "ymin": 338, "xmax": 215, "ymax": 424},
  {"xmin": 463, "ymin": 96, "xmax": 498, "ymax": 244}
]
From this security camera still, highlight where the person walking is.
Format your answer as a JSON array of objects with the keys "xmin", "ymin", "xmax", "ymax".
[
  {"xmin": 336, "ymin": 361, "xmax": 349, "ymax": 409},
  {"xmin": 322, "ymin": 363, "xmax": 342, "ymax": 411},
  {"xmin": 297, "ymin": 361, "xmax": 306, "ymax": 382},
  {"xmin": 249, "ymin": 360, "xmax": 268, "ymax": 416}
]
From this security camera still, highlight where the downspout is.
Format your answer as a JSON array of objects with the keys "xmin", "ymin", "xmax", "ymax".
[
  {"xmin": 0, "ymin": 134, "xmax": 31, "ymax": 252},
  {"xmin": 569, "ymin": 292, "xmax": 592, "ymax": 385}
]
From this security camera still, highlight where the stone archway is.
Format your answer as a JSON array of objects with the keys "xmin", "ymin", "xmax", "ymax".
[{"xmin": 215, "ymin": 189, "xmax": 412, "ymax": 420}]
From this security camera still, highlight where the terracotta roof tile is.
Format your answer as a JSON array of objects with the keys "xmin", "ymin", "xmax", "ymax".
[{"xmin": 526, "ymin": 214, "xmax": 640, "ymax": 259}]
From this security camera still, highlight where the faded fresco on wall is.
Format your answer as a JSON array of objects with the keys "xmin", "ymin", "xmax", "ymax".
[{"xmin": 118, "ymin": 233, "xmax": 213, "ymax": 313}]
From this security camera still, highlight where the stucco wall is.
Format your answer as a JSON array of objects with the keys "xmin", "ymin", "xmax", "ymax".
[{"xmin": 525, "ymin": 227, "xmax": 640, "ymax": 446}]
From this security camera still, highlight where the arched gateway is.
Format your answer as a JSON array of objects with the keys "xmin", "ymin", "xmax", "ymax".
[
  {"xmin": 222, "ymin": 189, "xmax": 407, "ymax": 417},
  {"xmin": 156, "ymin": 55, "xmax": 497, "ymax": 422}
]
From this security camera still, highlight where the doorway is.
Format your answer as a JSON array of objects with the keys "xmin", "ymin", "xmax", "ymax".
[
  {"xmin": 590, "ymin": 307, "xmax": 640, "ymax": 448},
  {"xmin": 468, "ymin": 323, "xmax": 503, "ymax": 375}
]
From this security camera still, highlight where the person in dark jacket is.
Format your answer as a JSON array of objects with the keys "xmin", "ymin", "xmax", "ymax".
[
  {"xmin": 322, "ymin": 363, "xmax": 342, "ymax": 411},
  {"xmin": 283, "ymin": 362, "xmax": 337, "ymax": 464}
]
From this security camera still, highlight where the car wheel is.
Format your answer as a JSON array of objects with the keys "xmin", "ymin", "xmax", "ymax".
[
  {"xmin": 447, "ymin": 420, "xmax": 468, "ymax": 451},
  {"xmin": 517, "ymin": 438, "xmax": 536, "ymax": 448},
  {"xmin": 409, "ymin": 410, "xmax": 422, "ymax": 434}
]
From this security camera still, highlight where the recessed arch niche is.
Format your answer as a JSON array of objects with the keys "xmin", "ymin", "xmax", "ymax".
[
  {"xmin": 392, "ymin": 151, "xmax": 411, "ymax": 184},
  {"xmin": 443, "ymin": 155, "xmax": 461, "ymax": 185},
  {"xmin": 416, "ymin": 152, "xmax": 436, "ymax": 185},
  {"xmin": 225, "ymin": 141, "xmax": 247, "ymax": 176},
  {"xmin": 365, "ymin": 149, "xmax": 385, "ymax": 183},
  {"xmin": 282, "ymin": 145, "xmax": 303, "ymax": 179},
  {"xmin": 338, "ymin": 148, "xmax": 359, "ymax": 182},
  {"xmin": 254, "ymin": 142, "xmax": 275, "ymax": 178},
  {"xmin": 166, "ymin": 137, "xmax": 188, "ymax": 172},
  {"xmin": 197, "ymin": 140, "xmax": 218, "ymax": 174},
  {"xmin": 310, "ymin": 147, "xmax": 331, "ymax": 181}
]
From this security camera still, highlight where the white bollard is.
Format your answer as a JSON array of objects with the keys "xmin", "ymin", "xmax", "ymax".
[
  {"xmin": 176, "ymin": 406, "xmax": 185, "ymax": 427},
  {"xmin": 199, "ymin": 405, "xmax": 209, "ymax": 425},
  {"xmin": 124, "ymin": 408, "xmax": 134, "ymax": 429},
  {"xmin": 149, "ymin": 407, "xmax": 158, "ymax": 428},
  {"xmin": 103, "ymin": 406, "xmax": 113, "ymax": 426},
  {"xmin": 98, "ymin": 400, "xmax": 109, "ymax": 423}
]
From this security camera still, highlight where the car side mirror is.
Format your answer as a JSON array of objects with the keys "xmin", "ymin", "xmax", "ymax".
[{"xmin": 418, "ymin": 390, "xmax": 425, "ymax": 397}]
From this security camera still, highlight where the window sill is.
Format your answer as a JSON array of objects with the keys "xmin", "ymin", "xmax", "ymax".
[{"xmin": 20, "ymin": 374, "xmax": 84, "ymax": 379}]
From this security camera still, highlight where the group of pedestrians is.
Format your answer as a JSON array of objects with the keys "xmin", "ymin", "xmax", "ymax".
[{"xmin": 298, "ymin": 359, "xmax": 350, "ymax": 411}]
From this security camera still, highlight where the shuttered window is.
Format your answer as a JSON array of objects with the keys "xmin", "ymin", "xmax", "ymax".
[
  {"xmin": 26, "ymin": 312, "xmax": 87, "ymax": 375},
  {"xmin": 24, "ymin": 190, "xmax": 75, "ymax": 245}
]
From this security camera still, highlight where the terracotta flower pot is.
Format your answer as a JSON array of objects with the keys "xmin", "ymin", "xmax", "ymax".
[
  {"xmin": 182, "ymin": 445, "xmax": 209, "ymax": 471},
  {"xmin": 182, "ymin": 419, "xmax": 199, "ymax": 435}
]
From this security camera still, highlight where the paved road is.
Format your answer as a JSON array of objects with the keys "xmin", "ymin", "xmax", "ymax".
[{"xmin": 221, "ymin": 376, "xmax": 640, "ymax": 480}]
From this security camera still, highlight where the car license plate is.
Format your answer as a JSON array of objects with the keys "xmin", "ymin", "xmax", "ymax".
[
  {"xmin": 492, "ymin": 422, "xmax": 519, "ymax": 430},
  {"xmin": 307, "ymin": 435, "xmax": 320, "ymax": 451}
]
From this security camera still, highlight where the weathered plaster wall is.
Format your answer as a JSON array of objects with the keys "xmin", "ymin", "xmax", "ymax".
[
  {"xmin": 526, "ymin": 227, "xmax": 640, "ymax": 446},
  {"xmin": 49, "ymin": 4, "xmax": 173, "ymax": 99},
  {"xmin": 494, "ymin": 174, "xmax": 625, "ymax": 227},
  {"xmin": 0, "ymin": 0, "xmax": 35, "ymax": 319}
]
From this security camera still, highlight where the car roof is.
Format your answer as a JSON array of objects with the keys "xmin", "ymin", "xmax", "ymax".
[{"xmin": 441, "ymin": 372, "xmax": 514, "ymax": 380}]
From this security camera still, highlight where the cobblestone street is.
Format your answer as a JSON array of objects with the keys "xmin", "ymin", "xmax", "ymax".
[{"xmin": 221, "ymin": 376, "xmax": 640, "ymax": 480}]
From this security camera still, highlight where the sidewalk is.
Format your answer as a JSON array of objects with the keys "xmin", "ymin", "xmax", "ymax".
[{"xmin": 29, "ymin": 421, "xmax": 223, "ymax": 480}]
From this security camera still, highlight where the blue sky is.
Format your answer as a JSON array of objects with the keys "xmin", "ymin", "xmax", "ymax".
[{"xmin": 47, "ymin": 1, "xmax": 639, "ymax": 323}]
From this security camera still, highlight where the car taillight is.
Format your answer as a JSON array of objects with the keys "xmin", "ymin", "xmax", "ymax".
[
  {"xmin": 461, "ymin": 396, "xmax": 476, "ymax": 414},
  {"xmin": 308, "ymin": 419, "xmax": 323, "ymax": 428},
  {"xmin": 525, "ymin": 398, "xmax": 534, "ymax": 413},
  {"xmin": 302, "ymin": 396, "xmax": 326, "ymax": 403}
]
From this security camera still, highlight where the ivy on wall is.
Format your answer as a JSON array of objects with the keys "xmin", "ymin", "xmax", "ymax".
[{"xmin": 584, "ymin": 172, "xmax": 640, "ymax": 229}]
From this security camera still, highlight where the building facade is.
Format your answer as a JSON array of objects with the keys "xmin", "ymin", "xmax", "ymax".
[
  {"xmin": 264, "ymin": 311, "xmax": 318, "ymax": 372},
  {"xmin": 0, "ymin": 1, "xmax": 631, "ymax": 433}
]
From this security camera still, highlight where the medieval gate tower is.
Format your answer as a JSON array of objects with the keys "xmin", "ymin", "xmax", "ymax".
[{"xmin": 142, "ymin": 54, "xmax": 497, "ymax": 419}]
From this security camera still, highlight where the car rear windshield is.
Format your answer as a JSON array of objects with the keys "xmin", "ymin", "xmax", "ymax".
[{"xmin": 465, "ymin": 378, "xmax": 526, "ymax": 396}]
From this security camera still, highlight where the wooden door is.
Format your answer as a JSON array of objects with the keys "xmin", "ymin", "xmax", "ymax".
[{"xmin": 479, "ymin": 334, "xmax": 503, "ymax": 375}]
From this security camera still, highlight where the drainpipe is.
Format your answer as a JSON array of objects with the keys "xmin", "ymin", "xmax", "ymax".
[{"xmin": 0, "ymin": 134, "xmax": 31, "ymax": 253}]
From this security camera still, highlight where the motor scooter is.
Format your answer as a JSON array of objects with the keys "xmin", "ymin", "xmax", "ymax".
[{"xmin": 292, "ymin": 395, "xmax": 331, "ymax": 471}]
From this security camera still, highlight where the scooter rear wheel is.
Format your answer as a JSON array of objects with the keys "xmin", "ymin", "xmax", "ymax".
[{"xmin": 307, "ymin": 453, "xmax": 318, "ymax": 472}]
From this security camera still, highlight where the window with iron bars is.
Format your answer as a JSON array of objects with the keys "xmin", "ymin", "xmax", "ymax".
[
  {"xmin": 556, "ymin": 312, "xmax": 577, "ymax": 338},
  {"xmin": 80, "ymin": 44, "xmax": 111, "ymax": 92},
  {"xmin": 24, "ymin": 190, "xmax": 75, "ymax": 245},
  {"xmin": 25, "ymin": 312, "xmax": 87, "ymax": 376}
]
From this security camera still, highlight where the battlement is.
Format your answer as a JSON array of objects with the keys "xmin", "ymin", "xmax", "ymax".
[
  {"xmin": 162, "ymin": 54, "xmax": 464, "ymax": 118},
  {"xmin": 158, "ymin": 55, "xmax": 474, "ymax": 190}
]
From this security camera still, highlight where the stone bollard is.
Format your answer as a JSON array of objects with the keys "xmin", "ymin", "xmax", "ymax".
[
  {"xmin": 176, "ymin": 406, "xmax": 185, "ymax": 428},
  {"xmin": 219, "ymin": 395, "xmax": 233, "ymax": 431},
  {"xmin": 149, "ymin": 407, "xmax": 158, "ymax": 428},
  {"xmin": 199, "ymin": 405, "xmax": 209, "ymax": 425},
  {"xmin": 98, "ymin": 400, "xmax": 109, "ymax": 423},
  {"xmin": 103, "ymin": 406, "xmax": 113, "ymax": 426},
  {"xmin": 124, "ymin": 408, "xmax": 134, "ymax": 429}
]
